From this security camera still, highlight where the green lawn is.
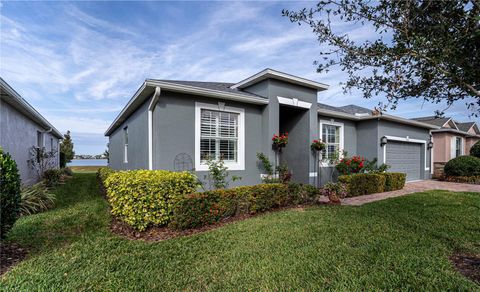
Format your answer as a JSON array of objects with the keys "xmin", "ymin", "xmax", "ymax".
[{"xmin": 2, "ymin": 173, "xmax": 479, "ymax": 290}]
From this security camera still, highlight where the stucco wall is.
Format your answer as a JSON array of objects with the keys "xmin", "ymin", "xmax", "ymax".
[
  {"xmin": 108, "ymin": 98, "xmax": 149, "ymax": 170},
  {"xmin": 0, "ymin": 99, "xmax": 60, "ymax": 185},
  {"xmin": 432, "ymin": 132, "xmax": 450, "ymax": 163},
  {"xmin": 152, "ymin": 91, "xmax": 264, "ymax": 186},
  {"xmin": 356, "ymin": 119, "xmax": 379, "ymax": 161}
]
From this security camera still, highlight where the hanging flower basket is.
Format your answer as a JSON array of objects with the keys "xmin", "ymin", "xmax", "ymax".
[
  {"xmin": 311, "ymin": 139, "xmax": 326, "ymax": 152},
  {"xmin": 272, "ymin": 133, "xmax": 288, "ymax": 148}
]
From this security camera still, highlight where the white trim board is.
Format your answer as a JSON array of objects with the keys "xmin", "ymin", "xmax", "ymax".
[
  {"xmin": 277, "ymin": 96, "xmax": 312, "ymax": 109},
  {"xmin": 382, "ymin": 135, "xmax": 430, "ymax": 171},
  {"xmin": 195, "ymin": 102, "xmax": 245, "ymax": 171}
]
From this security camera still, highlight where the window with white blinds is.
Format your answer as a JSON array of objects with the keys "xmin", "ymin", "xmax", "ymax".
[
  {"xmin": 200, "ymin": 109, "xmax": 238, "ymax": 162},
  {"xmin": 195, "ymin": 102, "xmax": 245, "ymax": 171}
]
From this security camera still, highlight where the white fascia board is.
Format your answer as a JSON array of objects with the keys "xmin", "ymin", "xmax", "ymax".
[
  {"xmin": 146, "ymin": 80, "xmax": 269, "ymax": 105},
  {"xmin": 231, "ymin": 68, "xmax": 329, "ymax": 91},
  {"xmin": 277, "ymin": 96, "xmax": 312, "ymax": 109},
  {"xmin": 317, "ymin": 109, "xmax": 360, "ymax": 121}
]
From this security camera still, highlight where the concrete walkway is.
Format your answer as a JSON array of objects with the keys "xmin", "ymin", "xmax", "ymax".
[{"xmin": 339, "ymin": 180, "xmax": 480, "ymax": 206}]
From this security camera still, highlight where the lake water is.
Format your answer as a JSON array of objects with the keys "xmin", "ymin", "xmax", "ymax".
[{"xmin": 67, "ymin": 159, "xmax": 108, "ymax": 166}]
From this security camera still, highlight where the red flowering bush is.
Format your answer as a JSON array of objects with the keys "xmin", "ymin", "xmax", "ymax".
[
  {"xmin": 272, "ymin": 133, "xmax": 288, "ymax": 147},
  {"xmin": 311, "ymin": 139, "xmax": 326, "ymax": 151},
  {"xmin": 336, "ymin": 155, "xmax": 366, "ymax": 175}
]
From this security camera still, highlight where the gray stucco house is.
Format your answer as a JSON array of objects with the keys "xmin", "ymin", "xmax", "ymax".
[
  {"xmin": 105, "ymin": 69, "xmax": 438, "ymax": 186},
  {"xmin": 1, "ymin": 78, "xmax": 62, "ymax": 185}
]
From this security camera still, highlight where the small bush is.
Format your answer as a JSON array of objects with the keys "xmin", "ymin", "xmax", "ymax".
[
  {"xmin": 444, "ymin": 156, "xmax": 480, "ymax": 177},
  {"xmin": 20, "ymin": 182, "xmax": 56, "ymax": 216},
  {"xmin": 0, "ymin": 149, "xmax": 21, "ymax": 239},
  {"xmin": 43, "ymin": 169, "xmax": 61, "ymax": 187},
  {"xmin": 287, "ymin": 183, "xmax": 319, "ymax": 205},
  {"xmin": 97, "ymin": 167, "xmax": 115, "ymax": 184},
  {"xmin": 445, "ymin": 175, "xmax": 480, "ymax": 184},
  {"xmin": 171, "ymin": 183, "xmax": 318, "ymax": 230},
  {"xmin": 61, "ymin": 167, "xmax": 73, "ymax": 176},
  {"xmin": 382, "ymin": 173, "xmax": 406, "ymax": 191},
  {"xmin": 470, "ymin": 141, "xmax": 480, "ymax": 158},
  {"xmin": 338, "ymin": 173, "xmax": 386, "ymax": 197},
  {"xmin": 104, "ymin": 170, "xmax": 198, "ymax": 231},
  {"xmin": 320, "ymin": 182, "xmax": 347, "ymax": 203}
]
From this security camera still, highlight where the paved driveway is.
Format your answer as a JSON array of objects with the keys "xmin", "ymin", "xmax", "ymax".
[{"xmin": 341, "ymin": 180, "xmax": 480, "ymax": 206}]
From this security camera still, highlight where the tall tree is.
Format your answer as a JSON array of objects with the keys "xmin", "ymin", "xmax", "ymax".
[
  {"xmin": 283, "ymin": 0, "xmax": 480, "ymax": 116},
  {"xmin": 60, "ymin": 130, "xmax": 75, "ymax": 163}
]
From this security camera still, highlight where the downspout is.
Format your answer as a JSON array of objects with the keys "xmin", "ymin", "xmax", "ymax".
[
  {"xmin": 429, "ymin": 130, "xmax": 433, "ymax": 175},
  {"xmin": 148, "ymin": 86, "xmax": 161, "ymax": 170}
]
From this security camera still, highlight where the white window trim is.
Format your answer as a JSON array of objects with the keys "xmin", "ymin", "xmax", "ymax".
[
  {"xmin": 277, "ymin": 96, "xmax": 312, "ymax": 109},
  {"xmin": 195, "ymin": 102, "xmax": 245, "ymax": 171},
  {"xmin": 123, "ymin": 127, "xmax": 128, "ymax": 164},
  {"xmin": 450, "ymin": 136, "xmax": 464, "ymax": 159},
  {"xmin": 382, "ymin": 135, "xmax": 429, "ymax": 171},
  {"xmin": 319, "ymin": 120, "xmax": 344, "ymax": 167}
]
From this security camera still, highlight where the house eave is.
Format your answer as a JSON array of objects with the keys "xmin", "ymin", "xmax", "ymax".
[
  {"xmin": 318, "ymin": 109, "xmax": 440, "ymax": 129},
  {"xmin": 0, "ymin": 78, "xmax": 63, "ymax": 139},
  {"xmin": 105, "ymin": 80, "xmax": 269, "ymax": 136},
  {"xmin": 431, "ymin": 128, "xmax": 480, "ymax": 138},
  {"xmin": 231, "ymin": 68, "xmax": 329, "ymax": 91}
]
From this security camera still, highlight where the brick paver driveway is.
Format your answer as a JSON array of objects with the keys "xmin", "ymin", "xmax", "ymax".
[{"xmin": 340, "ymin": 180, "xmax": 480, "ymax": 206}]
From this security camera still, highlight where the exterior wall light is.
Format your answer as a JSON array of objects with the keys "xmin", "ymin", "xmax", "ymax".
[
  {"xmin": 380, "ymin": 136, "xmax": 388, "ymax": 147},
  {"xmin": 427, "ymin": 141, "xmax": 434, "ymax": 149}
]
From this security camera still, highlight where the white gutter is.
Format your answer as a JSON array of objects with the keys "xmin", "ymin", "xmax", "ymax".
[{"xmin": 148, "ymin": 87, "xmax": 161, "ymax": 170}]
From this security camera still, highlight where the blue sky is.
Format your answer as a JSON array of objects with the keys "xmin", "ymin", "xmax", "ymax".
[{"xmin": 1, "ymin": 1, "xmax": 476, "ymax": 155}]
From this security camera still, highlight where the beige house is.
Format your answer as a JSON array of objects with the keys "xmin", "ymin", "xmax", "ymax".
[{"xmin": 412, "ymin": 116, "xmax": 480, "ymax": 177}]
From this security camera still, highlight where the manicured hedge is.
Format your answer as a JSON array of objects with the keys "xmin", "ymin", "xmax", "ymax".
[
  {"xmin": 0, "ymin": 149, "xmax": 21, "ymax": 239},
  {"xmin": 445, "ymin": 175, "xmax": 480, "ymax": 185},
  {"xmin": 382, "ymin": 173, "xmax": 406, "ymax": 191},
  {"xmin": 444, "ymin": 155, "xmax": 480, "ymax": 177},
  {"xmin": 470, "ymin": 141, "xmax": 480, "ymax": 158},
  {"xmin": 104, "ymin": 170, "xmax": 198, "ymax": 231},
  {"xmin": 97, "ymin": 167, "xmax": 115, "ymax": 184},
  {"xmin": 338, "ymin": 173, "xmax": 386, "ymax": 197},
  {"xmin": 171, "ymin": 183, "xmax": 318, "ymax": 230}
]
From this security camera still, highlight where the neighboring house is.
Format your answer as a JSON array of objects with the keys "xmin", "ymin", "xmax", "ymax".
[
  {"xmin": 411, "ymin": 116, "xmax": 480, "ymax": 177},
  {"xmin": 0, "ymin": 78, "xmax": 62, "ymax": 185},
  {"xmin": 105, "ymin": 69, "xmax": 438, "ymax": 186}
]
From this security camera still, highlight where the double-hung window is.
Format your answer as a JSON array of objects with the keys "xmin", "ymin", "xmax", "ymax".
[
  {"xmin": 196, "ymin": 103, "xmax": 244, "ymax": 171},
  {"xmin": 320, "ymin": 120, "xmax": 344, "ymax": 164},
  {"xmin": 454, "ymin": 137, "xmax": 463, "ymax": 158}
]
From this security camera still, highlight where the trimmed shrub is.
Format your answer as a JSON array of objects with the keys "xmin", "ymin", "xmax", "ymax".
[
  {"xmin": 0, "ymin": 149, "xmax": 21, "ymax": 239},
  {"xmin": 444, "ymin": 155, "xmax": 480, "ymax": 177},
  {"xmin": 20, "ymin": 182, "xmax": 56, "ymax": 216},
  {"xmin": 287, "ymin": 183, "xmax": 319, "ymax": 205},
  {"xmin": 61, "ymin": 167, "xmax": 73, "ymax": 176},
  {"xmin": 43, "ymin": 169, "xmax": 61, "ymax": 187},
  {"xmin": 97, "ymin": 167, "xmax": 115, "ymax": 184},
  {"xmin": 338, "ymin": 173, "xmax": 386, "ymax": 197},
  {"xmin": 470, "ymin": 140, "xmax": 480, "ymax": 158},
  {"xmin": 382, "ymin": 173, "xmax": 406, "ymax": 191},
  {"xmin": 445, "ymin": 175, "xmax": 480, "ymax": 184},
  {"xmin": 171, "ymin": 183, "xmax": 316, "ymax": 230},
  {"xmin": 104, "ymin": 170, "xmax": 198, "ymax": 231}
]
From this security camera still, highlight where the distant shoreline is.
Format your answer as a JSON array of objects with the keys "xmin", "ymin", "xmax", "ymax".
[{"xmin": 67, "ymin": 159, "xmax": 108, "ymax": 167}]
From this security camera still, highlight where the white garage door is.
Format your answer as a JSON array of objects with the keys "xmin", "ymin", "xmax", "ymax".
[{"xmin": 385, "ymin": 141, "xmax": 422, "ymax": 181}]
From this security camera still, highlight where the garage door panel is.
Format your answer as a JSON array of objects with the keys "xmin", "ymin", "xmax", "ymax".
[{"xmin": 385, "ymin": 142, "xmax": 421, "ymax": 181}]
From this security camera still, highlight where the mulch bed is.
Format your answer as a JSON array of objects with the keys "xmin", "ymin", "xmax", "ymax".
[
  {"xmin": 450, "ymin": 252, "xmax": 480, "ymax": 284},
  {"xmin": 0, "ymin": 242, "xmax": 28, "ymax": 276},
  {"xmin": 110, "ymin": 204, "xmax": 321, "ymax": 242}
]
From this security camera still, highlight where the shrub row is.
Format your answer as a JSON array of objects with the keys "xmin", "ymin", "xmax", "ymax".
[
  {"xmin": 97, "ymin": 167, "xmax": 115, "ymax": 184},
  {"xmin": 171, "ymin": 183, "xmax": 319, "ymax": 230},
  {"xmin": 338, "ymin": 172, "xmax": 406, "ymax": 197},
  {"xmin": 104, "ymin": 170, "xmax": 198, "ymax": 231},
  {"xmin": 445, "ymin": 175, "xmax": 480, "ymax": 185},
  {"xmin": 444, "ymin": 155, "xmax": 480, "ymax": 177}
]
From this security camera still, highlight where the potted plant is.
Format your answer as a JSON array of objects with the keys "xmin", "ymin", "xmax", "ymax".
[
  {"xmin": 272, "ymin": 133, "xmax": 288, "ymax": 149},
  {"xmin": 311, "ymin": 139, "xmax": 326, "ymax": 152}
]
